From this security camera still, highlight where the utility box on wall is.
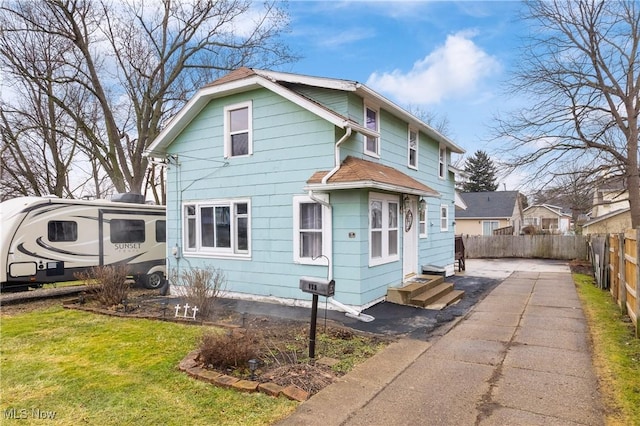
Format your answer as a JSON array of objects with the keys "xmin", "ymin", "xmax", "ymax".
[{"xmin": 299, "ymin": 277, "xmax": 335, "ymax": 297}]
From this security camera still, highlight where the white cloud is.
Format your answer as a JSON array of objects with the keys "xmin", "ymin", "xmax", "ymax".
[
  {"xmin": 366, "ymin": 30, "xmax": 501, "ymax": 105},
  {"xmin": 316, "ymin": 27, "xmax": 375, "ymax": 48}
]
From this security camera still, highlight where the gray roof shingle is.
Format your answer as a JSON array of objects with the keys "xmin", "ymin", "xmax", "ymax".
[{"xmin": 456, "ymin": 191, "xmax": 519, "ymax": 218}]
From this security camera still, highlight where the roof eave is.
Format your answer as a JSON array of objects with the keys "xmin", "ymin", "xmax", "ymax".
[
  {"xmin": 355, "ymin": 84, "xmax": 465, "ymax": 154},
  {"xmin": 305, "ymin": 181, "xmax": 440, "ymax": 198}
]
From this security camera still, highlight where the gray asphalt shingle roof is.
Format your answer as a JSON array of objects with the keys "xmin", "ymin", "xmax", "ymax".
[{"xmin": 456, "ymin": 191, "xmax": 519, "ymax": 218}]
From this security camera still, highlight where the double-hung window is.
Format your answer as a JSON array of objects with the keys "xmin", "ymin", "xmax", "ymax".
[
  {"xmin": 438, "ymin": 144, "xmax": 446, "ymax": 179},
  {"xmin": 364, "ymin": 104, "xmax": 379, "ymax": 157},
  {"xmin": 224, "ymin": 101, "xmax": 252, "ymax": 158},
  {"xmin": 183, "ymin": 199, "xmax": 250, "ymax": 257},
  {"xmin": 293, "ymin": 195, "xmax": 331, "ymax": 265},
  {"xmin": 369, "ymin": 192, "xmax": 399, "ymax": 266},
  {"xmin": 440, "ymin": 204, "xmax": 449, "ymax": 231},
  {"xmin": 408, "ymin": 128, "xmax": 418, "ymax": 169}
]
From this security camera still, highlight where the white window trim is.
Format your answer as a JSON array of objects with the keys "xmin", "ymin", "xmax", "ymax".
[
  {"xmin": 363, "ymin": 103, "xmax": 380, "ymax": 158},
  {"xmin": 223, "ymin": 101, "xmax": 253, "ymax": 158},
  {"xmin": 440, "ymin": 204, "xmax": 449, "ymax": 232},
  {"xmin": 293, "ymin": 194, "xmax": 332, "ymax": 265},
  {"xmin": 419, "ymin": 204, "xmax": 428, "ymax": 238},
  {"xmin": 369, "ymin": 192, "xmax": 400, "ymax": 267},
  {"xmin": 408, "ymin": 127, "xmax": 418, "ymax": 170},
  {"xmin": 438, "ymin": 144, "xmax": 446, "ymax": 179},
  {"xmin": 182, "ymin": 198, "xmax": 251, "ymax": 259}
]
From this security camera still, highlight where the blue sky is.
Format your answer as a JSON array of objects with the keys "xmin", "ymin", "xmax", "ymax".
[{"xmin": 279, "ymin": 1, "xmax": 527, "ymax": 189}]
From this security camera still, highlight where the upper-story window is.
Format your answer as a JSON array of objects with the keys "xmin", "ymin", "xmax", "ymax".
[
  {"xmin": 364, "ymin": 104, "xmax": 379, "ymax": 157},
  {"xmin": 224, "ymin": 101, "xmax": 252, "ymax": 158},
  {"xmin": 408, "ymin": 128, "xmax": 418, "ymax": 169},
  {"xmin": 438, "ymin": 144, "xmax": 446, "ymax": 179}
]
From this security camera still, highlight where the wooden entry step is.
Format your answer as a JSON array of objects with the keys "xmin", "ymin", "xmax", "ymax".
[{"xmin": 386, "ymin": 274, "xmax": 464, "ymax": 310}]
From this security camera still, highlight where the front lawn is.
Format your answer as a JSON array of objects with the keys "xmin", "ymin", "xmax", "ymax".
[{"xmin": 0, "ymin": 306, "xmax": 297, "ymax": 425}]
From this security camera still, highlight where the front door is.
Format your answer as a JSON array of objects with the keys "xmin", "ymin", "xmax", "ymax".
[{"xmin": 402, "ymin": 196, "xmax": 418, "ymax": 279}]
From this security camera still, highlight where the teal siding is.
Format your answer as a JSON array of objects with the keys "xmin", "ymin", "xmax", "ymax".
[
  {"xmin": 288, "ymin": 85, "xmax": 349, "ymax": 117},
  {"xmin": 162, "ymin": 83, "xmax": 458, "ymax": 308},
  {"xmin": 164, "ymin": 87, "xmax": 342, "ymax": 303}
]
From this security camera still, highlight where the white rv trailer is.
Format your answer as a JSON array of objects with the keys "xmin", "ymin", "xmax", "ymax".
[{"xmin": 0, "ymin": 196, "xmax": 166, "ymax": 291}]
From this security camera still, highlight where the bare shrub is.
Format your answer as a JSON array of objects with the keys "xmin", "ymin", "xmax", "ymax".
[
  {"xmin": 170, "ymin": 267, "xmax": 225, "ymax": 318},
  {"xmin": 198, "ymin": 330, "xmax": 261, "ymax": 370},
  {"xmin": 74, "ymin": 264, "xmax": 131, "ymax": 307}
]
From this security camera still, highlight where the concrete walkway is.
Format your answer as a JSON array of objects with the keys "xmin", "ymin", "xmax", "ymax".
[{"xmin": 277, "ymin": 260, "xmax": 604, "ymax": 425}]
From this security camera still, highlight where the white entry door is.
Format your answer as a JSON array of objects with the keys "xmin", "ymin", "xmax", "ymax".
[{"xmin": 402, "ymin": 196, "xmax": 418, "ymax": 279}]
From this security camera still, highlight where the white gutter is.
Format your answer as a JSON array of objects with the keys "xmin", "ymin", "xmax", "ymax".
[
  {"xmin": 309, "ymin": 125, "xmax": 374, "ymax": 323},
  {"xmin": 322, "ymin": 127, "xmax": 352, "ymax": 185}
]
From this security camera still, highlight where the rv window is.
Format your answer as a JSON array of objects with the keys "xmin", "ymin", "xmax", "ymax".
[
  {"xmin": 48, "ymin": 221, "xmax": 78, "ymax": 242},
  {"xmin": 110, "ymin": 219, "xmax": 145, "ymax": 243},
  {"xmin": 156, "ymin": 220, "xmax": 166, "ymax": 242}
]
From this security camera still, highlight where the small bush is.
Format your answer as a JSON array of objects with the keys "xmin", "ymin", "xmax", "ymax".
[
  {"xmin": 198, "ymin": 330, "xmax": 261, "ymax": 370},
  {"xmin": 170, "ymin": 267, "xmax": 225, "ymax": 318},
  {"xmin": 75, "ymin": 264, "xmax": 131, "ymax": 307}
]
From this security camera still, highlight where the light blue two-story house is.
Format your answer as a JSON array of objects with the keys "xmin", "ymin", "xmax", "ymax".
[{"xmin": 145, "ymin": 68, "xmax": 464, "ymax": 311}]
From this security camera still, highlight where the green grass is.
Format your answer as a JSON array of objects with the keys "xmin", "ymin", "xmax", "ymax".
[
  {"xmin": 574, "ymin": 273, "xmax": 640, "ymax": 426},
  {"xmin": 0, "ymin": 306, "xmax": 297, "ymax": 425}
]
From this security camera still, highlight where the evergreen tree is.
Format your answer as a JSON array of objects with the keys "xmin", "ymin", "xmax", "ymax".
[{"xmin": 462, "ymin": 150, "xmax": 499, "ymax": 192}]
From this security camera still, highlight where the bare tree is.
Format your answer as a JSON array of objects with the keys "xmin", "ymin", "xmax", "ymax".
[
  {"xmin": 532, "ymin": 169, "xmax": 594, "ymax": 230},
  {"xmin": 493, "ymin": 0, "xmax": 640, "ymax": 227},
  {"xmin": 407, "ymin": 105, "xmax": 452, "ymax": 137},
  {"xmin": 0, "ymin": 0, "xmax": 295, "ymax": 201}
]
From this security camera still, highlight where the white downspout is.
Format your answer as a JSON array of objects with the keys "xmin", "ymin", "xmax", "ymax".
[
  {"xmin": 322, "ymin": 127, "xmax": 352, "ymax": 184},
  {"xmin": 328, "ymin": 298, "xmax": 375, "ymax": 322},
  {"xmin": 310, "ymin": 125, "xmax": 374, "ymax": 323}
]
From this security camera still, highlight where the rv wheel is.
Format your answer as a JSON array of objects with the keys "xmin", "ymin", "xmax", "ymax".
[{"xmin": 144, "ymin": 272, "xmax": 165, "ymax": 289}]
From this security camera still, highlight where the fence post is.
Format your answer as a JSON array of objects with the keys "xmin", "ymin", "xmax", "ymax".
[
  {"xmin": 635, "ymin": 228, "xmax": 640, "ymax": 338},
  {"xmin": 621, "ymin": 232, "xmax": 628, "ymax": 314},
  {"xmin": 618, "ymin": 233, "xmax": 625, "ymax": 307}
]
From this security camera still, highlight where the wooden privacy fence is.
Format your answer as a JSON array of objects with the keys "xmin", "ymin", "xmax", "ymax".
[
  {"xmin": 606, "ymin": 230, "xmax": 640, "ymax": 337},
  {"xmin": 462, "ymin": 235, "xmax": 588, "ymax": 260}
]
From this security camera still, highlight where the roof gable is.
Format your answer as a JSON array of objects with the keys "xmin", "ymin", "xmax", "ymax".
[
  {"xmin": 456, "ymin": 191, "xmax": 520, "ymax": 219},
  {"xmin": 524, "ymin": 204, "xmax": 571, "ymax": 218},
  {"xmin": 145, "ymin": 67, "xmax": 464, "ymax": 158}
]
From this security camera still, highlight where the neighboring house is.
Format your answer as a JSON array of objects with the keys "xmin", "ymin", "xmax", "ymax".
[
  {"xmin": 145, "ymin": 68, "xmax": 464, "ymax": 310},
  {"xmin": 523, "ymin": 204, "xmax": 572, "ymax": 234},
  {"xmin": 583, "ymin": 178, "xmax": 633, "ymax": 235},
  {"xmin": 455, "ymin": 191, "xmax": 524, "ymax": 236},
  {"xmin": 582, "ymin": 208, "xmax": 631, "ymax": 234},
  {"xmin": 591, "ymin": 180, "xmax": 629, "ymax": 218}
]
